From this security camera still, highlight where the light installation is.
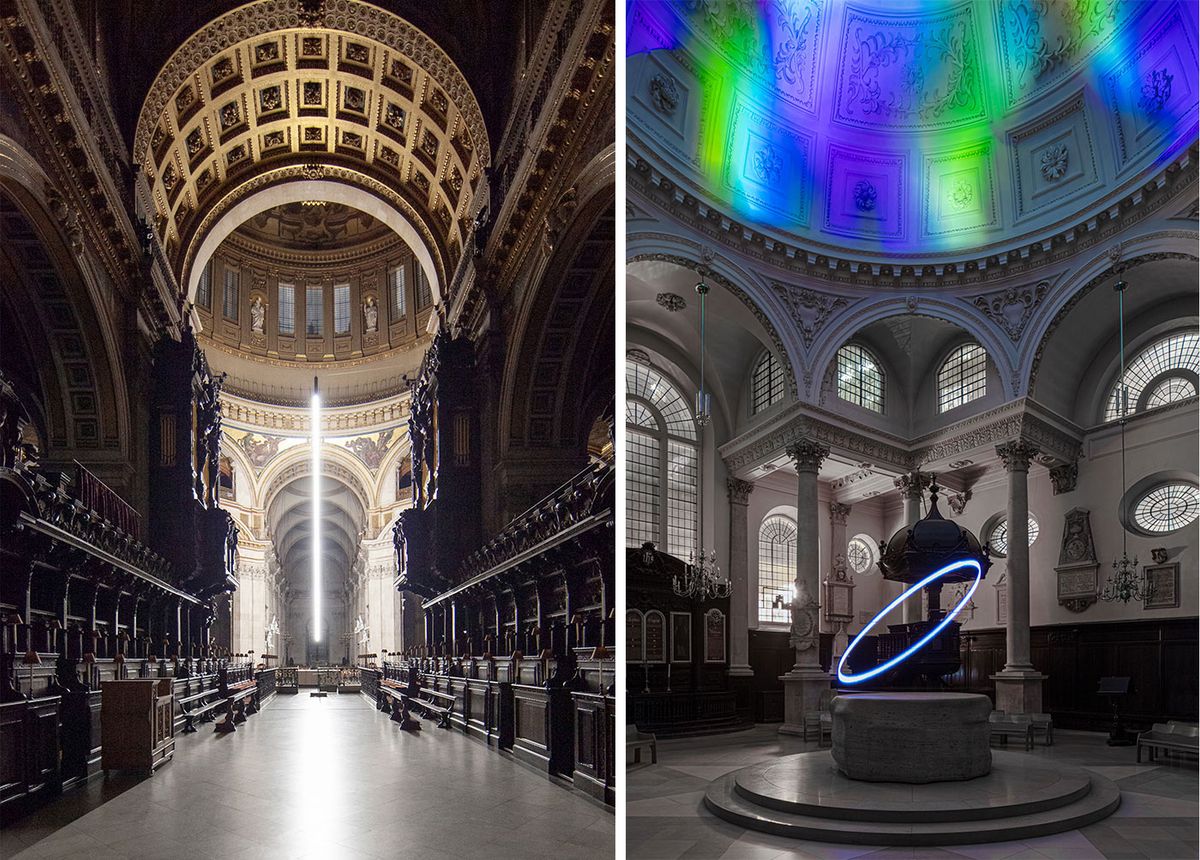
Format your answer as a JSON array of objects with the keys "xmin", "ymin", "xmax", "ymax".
[
  {"xmin": 836, "ymin": 558, "xmax": 982, "ymax": 685},
  {"xmin": 311, "ymin": 376, "xmax": 321, "ymax": 643},
  {"xmin": 626, "ymin": 0, "xmax": 1194, "ymax": 254}
]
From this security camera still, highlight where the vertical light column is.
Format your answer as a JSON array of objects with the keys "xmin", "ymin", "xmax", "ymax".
[{"xmin": 311, "ymin": 377, "xmax": 321, "ymax": 643}]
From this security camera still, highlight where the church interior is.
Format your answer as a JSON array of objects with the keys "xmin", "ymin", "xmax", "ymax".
[
  {"xmin": 0, "ymin": 0, "xmax": 615, "ymax": 856},
  {"xmin": 626, "ymin": 1, "xmax": 1198, "ymax": 858}
]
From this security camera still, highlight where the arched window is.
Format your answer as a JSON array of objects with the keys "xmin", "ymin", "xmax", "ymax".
[
  {"xmin": 626, "ymin": 358, "xmax": 698, "ymax": 559},
  {"xmin": 751, "ymin": 350, "xmax": 785, "ymax": 414},
  {"xmin": 1131, "ymin": 482, "xmax": 1199, "ymax": 534},
  {"xmin": 1104, "ymin": 332, "xmax": 1199, "ymax": 422},
  {"xmin": 937, "ymin": 343, "xmax": 987, "ymax": 413},
  {"xmin": 758, "ymin": 515, "xmax": 796, "ymax": 624},
  {"xmin": 987, "ymin": 515, "xmax": 1039, "ymax": 557},
  {"xmin": 835, "ymin": 344, "xmax": 884, "ymax": 413}
]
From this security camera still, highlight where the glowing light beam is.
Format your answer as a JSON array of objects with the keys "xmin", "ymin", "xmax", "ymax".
[
  {"xmin": 836, "ymin": 559, "xmax": 983, "ymax": 685},
  {"xmin": 311, "ymin": 377, "xmax": 321, "ymax": 643}
]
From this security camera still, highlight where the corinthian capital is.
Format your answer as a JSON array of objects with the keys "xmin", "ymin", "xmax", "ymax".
[
  {"xmin": 828, "ymin": 502, "xmax": 851, "ymax": 525},
  {"xmin": 893, "ymin": 471, "xmax": 931, "ymax": 500},
  {"xmin": 996, "ymin": 440, "xmax": 1040, "ymax": 472},
  {"xmin": 786, "ymin": 439, "xmax": 830, "ymax": 473},
  {"xmin": 727, "ymin": 478, "xmax": 755, "ymax": 505}
]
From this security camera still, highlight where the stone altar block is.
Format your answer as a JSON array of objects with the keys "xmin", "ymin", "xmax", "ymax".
[{"xmin": 831, "ymin": 692, "xmax": 991, "ymax": 783}]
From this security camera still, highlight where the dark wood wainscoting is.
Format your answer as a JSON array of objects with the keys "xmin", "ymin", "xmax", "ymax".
[{"xmin": 746, "ymin": 619, "xmax": 1197, "ymax": 730}]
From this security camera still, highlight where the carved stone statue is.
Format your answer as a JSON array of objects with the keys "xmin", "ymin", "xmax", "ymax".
[
  {"xmin": 363, "ymin": 295, "xmax": 378, "ymax": 332},
  {"xmin": 250, "ymin": 296, "xmax": 266, "ymax": 333}
]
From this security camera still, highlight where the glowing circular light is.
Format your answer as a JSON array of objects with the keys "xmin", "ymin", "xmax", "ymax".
[{"xmin": 836, "ymin": 559, "xmax": 983, "ymax": 685}]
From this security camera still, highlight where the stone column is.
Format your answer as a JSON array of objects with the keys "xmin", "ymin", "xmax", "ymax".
[
  {"xmin": 894, "ymin": 472, "xmax": 928, "ymax": 624},
  {"xmin": 827, "ymin": 502, "xmax": 852, "ymax": 659},
  {"xmin": 991, "ymin": 441, "xmax": 1046, "ymax": 714},
  {"xmin": 726, "ymin": 478, "xmax": 755, "ymax": 678},
  {"xmin": 779, "ymin": 439, "xmax": 831, "ymax": 736}
]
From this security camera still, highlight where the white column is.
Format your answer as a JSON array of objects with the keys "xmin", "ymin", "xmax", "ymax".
[
  {"xmin": 779, "ymin": 439, "xmax": 831, "ymax": 736},
  {"xmin": 726, "ymin": 478, "xmax": 754, "ymax": 677},
  {"xmin": 991, "ymin": 441, "xmax": 1046, "ymax": 714},
  {"xmin": 894, "ymin": 472, "xmax": 928, "ymax": 624}
]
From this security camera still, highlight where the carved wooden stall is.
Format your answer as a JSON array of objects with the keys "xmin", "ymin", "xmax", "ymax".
[
  {"xmin": 627, "ymin": 545, "xmax": 750, "ymax": 737},
  {"xmin": 0, "ymin": 362, "xmax": 243, "ymax": 821}
]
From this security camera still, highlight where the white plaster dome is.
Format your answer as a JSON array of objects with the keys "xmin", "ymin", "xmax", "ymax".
[{"xmin": 628, "ymin": 0, "xmax": 1198, "ymax": 262}]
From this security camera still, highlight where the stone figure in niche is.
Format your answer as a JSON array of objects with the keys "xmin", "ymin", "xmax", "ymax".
[
  {"xmin": 250, "ymin": 296, "xmax": 266, "ymax": 333},
  {"xmin": 363, "ymin": 295, "xmax": 378, "ymax": 332}
]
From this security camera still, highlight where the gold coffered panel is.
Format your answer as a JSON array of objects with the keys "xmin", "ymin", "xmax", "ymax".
[{"xmin": 135, "ymin": 1, "xmax": 490, "ymax": 294}]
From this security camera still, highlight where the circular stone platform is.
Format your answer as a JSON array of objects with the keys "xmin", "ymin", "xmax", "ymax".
[
  {"xmin": 832, "ymin": 692, "xmax": 992, "ymax": 783},
  {"xmin": 704, "ymin": 750, "xmax": 1121, "ymax": 846}
]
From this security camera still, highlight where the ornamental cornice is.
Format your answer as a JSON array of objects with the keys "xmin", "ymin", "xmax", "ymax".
[
  {"xmin": 628, "ymin": 136, "xmax": 1198, "ymax": 291},
  {"xmin": 721, "ymin": 397, "xmax": 1083, "ymax": 477},
  {"xmin": 222, "ymin": 389, "xmax": 410, "ymax": 435},
  {"xmin": 220, "ymin": 230, "xmax": 409, "ymax": 270}
]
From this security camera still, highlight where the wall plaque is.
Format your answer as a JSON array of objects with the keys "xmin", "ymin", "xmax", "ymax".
[
  {"xmin": 704, "ymin": 609, "xmax": 725, "ymax": 663},
  {"xmin": 1144, "ymin": 563, "xmax": 1180, "ymax": 610},
  {"xmin": 644, "ymin": 611, "xmax": 666, "ymax": 663},
  {"xmin": 670, "ymin": 611, "xmax": 691, "ymax": 663},
  {"xmin": 626, "ymin": 609, "xmax": 644, "ymax": 662}
]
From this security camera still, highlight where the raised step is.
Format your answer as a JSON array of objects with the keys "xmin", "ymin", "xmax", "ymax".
[{"xmin": 703, "ymin": 751, "xmax": 1120, "ymax": 846}]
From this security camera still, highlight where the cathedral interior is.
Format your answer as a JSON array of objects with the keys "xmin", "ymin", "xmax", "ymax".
[
  {"xmin": 0, "ymin": 0, "xmax": 615, "ymax": 854},
  {"xmin": 625, "ymin": 0, "xmax": 1198, "ymax": 857}
]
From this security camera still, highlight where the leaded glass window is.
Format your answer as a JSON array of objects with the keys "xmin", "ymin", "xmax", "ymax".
[
  {"xmin": 836, "ymin": 344, "xmax": 884, "ymax": 413},
  {"xmin": 222, "ymin": 268, "xmax": 239, "ymax": 321},
  {"xmin": 416, "ymin": 266, "xmax": 433, "ymax": 308},
  {"xmin": 988, "ymin": 515, "xmax": 1039, "ymax": 556},
  {"xmin": 758, "ymin": 516, "xmax": 796, "ymax": 624},
  {"xmin": 334, "ymin": 284, "xmax": 351, "ymax": 335},
  {"xmin": 1104, "ymin": 333, "xmax": 1199, "ymax": 421},
  {"xmin": 847, "ymin": 537, "xmax": 873, "ymax": 574},
  {"xmin": 1133, "ymin": 483, "xmax": 1199, "ymax": 533},
  {"xmin": 306, "ymin": 286, "xmax": 323, "ymax": 336},
  {"xmin": 389, "ymin": 265, "xmax": 406, "ymax": 319},
  {"xmin": 938, "ymin": 343, "xmax": 987, "ymax": 413},
  {"xmin": 196, "ymin": 260, "xmax": 212, "ymax": 308},
  {"xmin": 625, "ymin": 358, "xmax": 699, "ymax": 560},
  {"xmin": 277, "ymin": 284, "xmax": 294, "ymax": 335},
  {"xmin": 751, "ymin": 351, "xmax": 785, "ymax": 414}
]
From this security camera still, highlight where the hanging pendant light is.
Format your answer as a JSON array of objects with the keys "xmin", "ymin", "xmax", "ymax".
[
  {"xmin": 1099, "ymin": 274, "xmax": 1152, "ymax": 604},
  {"xmin": 672, "ymin": 278, "xmax": 729, "ymax": 601}
]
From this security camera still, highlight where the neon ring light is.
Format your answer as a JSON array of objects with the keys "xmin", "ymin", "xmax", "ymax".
[{"xmin": 836, "ymin": 558, "xmax": 983, "ymax": 685}]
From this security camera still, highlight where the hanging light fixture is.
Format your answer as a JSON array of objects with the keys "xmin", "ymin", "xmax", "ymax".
[
  {"xmin": 1099, "ymin": 274, "xmax": 1152, "ymax": 604},
  {"xmin": 672, "ymin": 278, "xmax": 730, "ymax": 602}
]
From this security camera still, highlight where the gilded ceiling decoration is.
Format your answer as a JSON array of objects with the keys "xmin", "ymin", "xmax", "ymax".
[
  {"xmin": 134, "ymin": 0, "xmax": 490, "ymax": 297},
  {"xmin": 237, "ymin": 201, "xmax": 392, "ymax": 250}
]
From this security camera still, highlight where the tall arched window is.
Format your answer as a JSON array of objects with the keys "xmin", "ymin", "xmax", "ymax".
[
  {"xmin": 1104, "ymin": 332, "xmax": 1199, "ymax": 422},
  {"xmin": 758, "ymin": 515, "xmax": 796, "ymax": 624},
  {"xmin": 751, "ymin": 350, "xmax": 785, "ymax": 414},
  {"xmin": 835, "ymin": 344, "xmax": 884, "ymax": 413},
  {"xmin": 626, "ymin": 358, "xmax": 698, "ymax": 559},
  {"xmin": 937, "ymin": 342, "xmax": 987, "ymax": 412}
]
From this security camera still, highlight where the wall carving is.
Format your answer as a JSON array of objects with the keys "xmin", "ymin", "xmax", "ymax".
[
  {"xmin": 769, "ymin": 282, "xmax": 849, "ymax": 348},
  {"xmin": 971, "ymin": 280, "xmax": 1049, "ymax": 342}
]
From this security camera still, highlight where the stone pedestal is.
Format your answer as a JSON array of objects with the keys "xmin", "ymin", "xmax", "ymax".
[
  {"xmin": 831, "ymin": 692, "xmax": 992, "ymax": 783},
  {"xmin": 777, "ymin": 669, "xmax": 831, "ymax": 736},
  {"xmin": 992, "ymin": 671, "xmax": 1047, "ymax": 715}
]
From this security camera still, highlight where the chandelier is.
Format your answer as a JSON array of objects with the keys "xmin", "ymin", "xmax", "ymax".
[
  {"xmin": 671, "ymin": 277, "xmax": 729, "ymax": 601},
  {"xmin": 673, "ymin": 547, "xmax": 731, "ymax": 600},
  {"xmin": 1098, "ymin": 272, "xmax": 1151, "ymax": 604}
]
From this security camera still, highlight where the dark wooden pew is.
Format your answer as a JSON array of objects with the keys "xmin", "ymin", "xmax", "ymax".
[{"xmin": 214, "ymin": 665, "xmax": 258, "ymax": 732}]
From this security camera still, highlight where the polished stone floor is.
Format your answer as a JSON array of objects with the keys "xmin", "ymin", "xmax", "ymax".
[
  {"xmin": 3, "ymin": 694, "xmax": 612, "ymax": 860},
  {"xmin": 628, "ymin": 725, "xmax": 1198, "ymax": 859}
]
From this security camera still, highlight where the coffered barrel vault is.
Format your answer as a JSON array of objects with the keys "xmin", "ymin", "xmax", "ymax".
[{"xmin": 133, "ymin": 0, "xmax": 491, "ymax": 305}]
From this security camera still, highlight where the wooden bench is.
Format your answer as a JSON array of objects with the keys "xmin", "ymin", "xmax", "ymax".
[
  {"xmin": 215, "ymin": 665, "xmax": 258, "ymax": 733},
  {"xmin": 627, "ymin": 724, "xmax": 657, "ymax": 765},
  {"xmin": 178, "ymin": 686, "xmax": 224, "ymax": 733},
  {"xmin": 1137, "ymin": 722, "xmax": 1199, "ymax": 763},
  {"xmin": 988, "ymin": 714, "xmax": 1034, "ymax": 751},
  {"xmin": 408, "ymin": 688, "xmax": 455, "ymax": 729}
]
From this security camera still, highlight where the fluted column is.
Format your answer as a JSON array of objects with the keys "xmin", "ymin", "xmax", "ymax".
[
  {"xmin": 779, "ymin": 439, "xmax": 831, "ymax": 736},
  {"xmin": 894, "ymin": 472, "xmax": 930, "ymax": 624},
  {"xmin": 726, "ymin": 478, "xmax": 755, "ymax": 677},
  {"xmin": 991, "ymin": 440, "xmax": 1046, "ymax": 714}
]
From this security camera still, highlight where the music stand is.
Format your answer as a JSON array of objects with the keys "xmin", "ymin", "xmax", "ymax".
[{"xmin": 1097, "ymin": 676, "xmax": 1135, "ymax": 746}]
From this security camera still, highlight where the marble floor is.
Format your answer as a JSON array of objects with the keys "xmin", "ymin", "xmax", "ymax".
[
  {"xmin": 628, "ymin": 725, "xmax": 1198, "ymax": 860},
  {"xmin": 2, "ymin": 693, "xmax": 613, "ymax": 860}
]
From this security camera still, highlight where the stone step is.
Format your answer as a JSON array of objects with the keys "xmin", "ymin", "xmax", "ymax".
[
  {"xmin": 704, "ymin": 769, "xmax": 1120, "ymax": 846},
  {"xmin": 731, "ymin": 750, "xmax": 1095, "ymax": 823}
]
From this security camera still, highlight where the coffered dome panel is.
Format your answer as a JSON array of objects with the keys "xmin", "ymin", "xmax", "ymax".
[
  {"xmin": 628, "ymin": 0, "xmax": 1198, "ymax": 260},
  {"xmin": 134, "ymin": 0, "xmax": 490, "ymax": 297}
]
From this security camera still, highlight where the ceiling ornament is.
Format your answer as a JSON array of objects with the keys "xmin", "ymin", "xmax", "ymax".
[
  {"xmin": 655, "ymin": 292, "xmax": 687, "ymax": 312},
  {"xmin": 1039, "ymin": 143, "xmax": 1070, "ymax": 181},
  {"xmin": 770, "ymin": 282, "xmax": 849, "ymax": 348},
  {"xmin": 649, "ymin": 72, "xmax": 680, "ymax": 115},
  {"xmin": 971, "ymin": 280, "xmax": 1049, "ymax": 342},
  {"xmin": 1139, "ymin": 68, "xmax": 1174, "ymax": 115}
]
